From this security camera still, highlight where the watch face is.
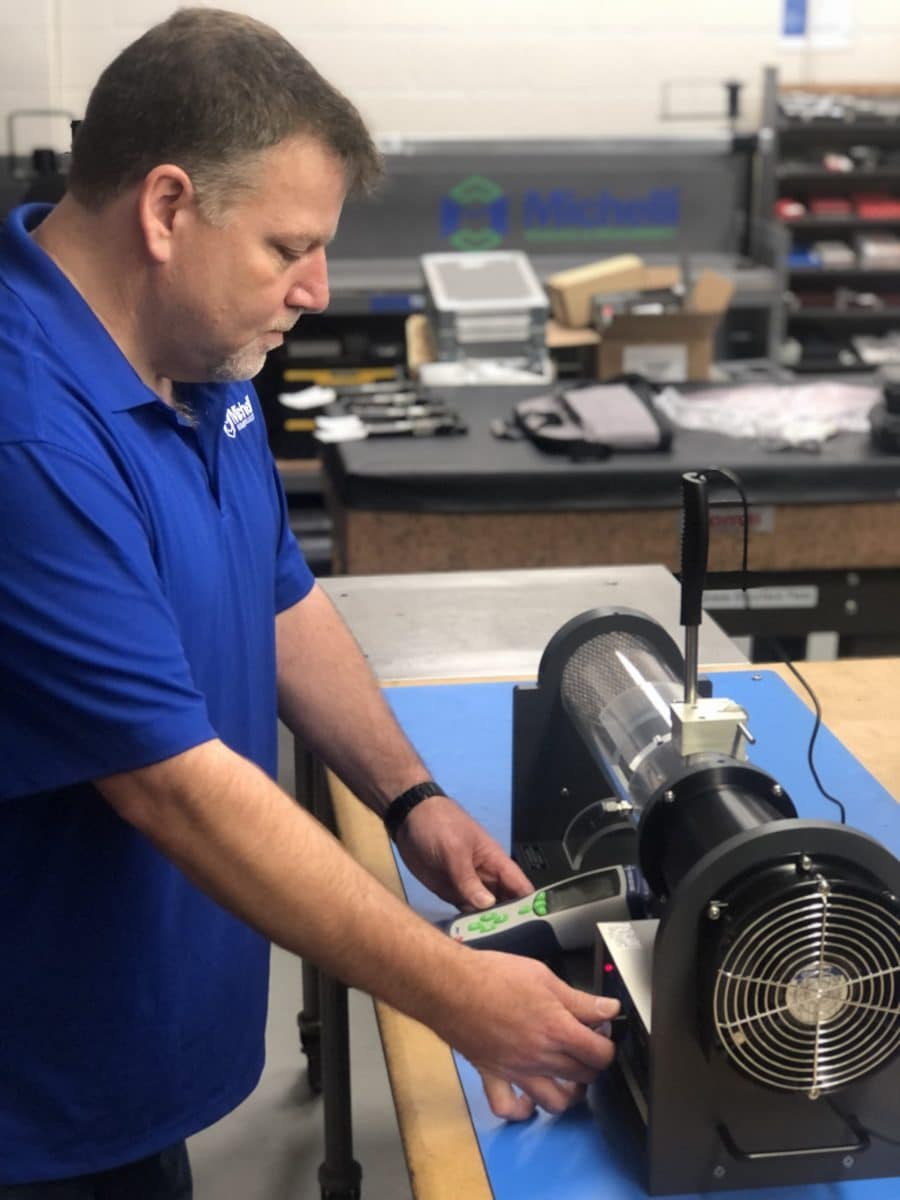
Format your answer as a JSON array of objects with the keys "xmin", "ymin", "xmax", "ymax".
[{"xmin": 547, "ymin": 870, "xmax": 619, "ymax": 913}]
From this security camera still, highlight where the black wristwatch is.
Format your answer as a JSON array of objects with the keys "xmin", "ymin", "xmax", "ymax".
[{"xmin": 383, "ymin": 780, "xmax": 445, "ymax": 841}]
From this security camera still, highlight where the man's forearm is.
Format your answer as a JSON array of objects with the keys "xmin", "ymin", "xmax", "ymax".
[
  {"xmin": 276, "ymin": 584, "xmax": 433, "ymax": 813},
  {"xmin": 98, "ymin": 739, "xmax": 467, "ymax": 1026},
  {"xmin": 97, "ymin": 738, "xmax": 620, "ymax": 1113}
]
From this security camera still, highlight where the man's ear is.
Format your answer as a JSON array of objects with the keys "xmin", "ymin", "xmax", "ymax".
[{"xmin": 138, "ymin": 165, "xmax": 195, "ymax": 264}]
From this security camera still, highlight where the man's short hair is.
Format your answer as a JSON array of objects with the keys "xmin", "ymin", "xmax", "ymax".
[{"xmin": 67, "ymin": 7, "xmax": 383, "ymax": 217}]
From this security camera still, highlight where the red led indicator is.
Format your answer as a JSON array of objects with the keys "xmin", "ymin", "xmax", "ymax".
[{"xmin": 604, "ymin": 962, "xmax": 615, "ymax": 974}]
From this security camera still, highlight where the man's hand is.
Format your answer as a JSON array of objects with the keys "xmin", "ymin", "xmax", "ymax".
[
  {"xmin": 394, "ymin": 793, "xmax": 532, "ymax": 911},
  {"xmin": 436, "ymin": 949, "xmax": 620, "ymax": 1120},
  {"xmin": 478, "ymin": 1069, "xmax": 585, "ymax": 1122}
]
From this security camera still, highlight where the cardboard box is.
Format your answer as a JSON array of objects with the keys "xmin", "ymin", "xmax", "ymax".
[
  {"xmin": 597, "ymin": 269, "xmax": 735, "ymax": 383},
  {"xmin": 406, "ymin": 313, "xmax": 438, "ymax": 378},
  {"xmin": 546, "ymin": 255, "xmax": 646, "ymax": 328},
  {"xmin": 546, "ymin": 257, "xmax": 683, "ymax": 329}
]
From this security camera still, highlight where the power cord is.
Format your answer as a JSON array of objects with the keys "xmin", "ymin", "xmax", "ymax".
[
  {"xmin": 699, "ymin": 466, "xmax": 847, "ymax": 825},
  {"xmin": 859, "ymin": 1122, "xmax": 900, "ymax": 1148},
  {"xmin": 772, "ymin": 651, "xmax": 847, "ymax": 824},
  {"xmin": 830, "ymin": 1099, "xmax": 900, "ymax": 1149}
]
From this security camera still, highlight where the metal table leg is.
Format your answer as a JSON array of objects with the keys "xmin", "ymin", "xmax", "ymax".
[
  {"xmin": 294, "ymin": 738, "xmax": 362, "ymax": 1199},
  {"xmin": 317, "ymin": 972, "xmax": 362, "ymax": 1200},
  {"xmin": 294, "ymin": 737, "xmax": 322, "ymax": 1094},
  {"xmin": 299, "ymin": 958, "xmax": 323, "ymax": 1094}
]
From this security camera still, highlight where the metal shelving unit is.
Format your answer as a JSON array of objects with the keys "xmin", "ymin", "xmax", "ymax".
[
  {"xmin": 788, "ymin": 307, "xmax": 900, "ymax": 322},
  {"xmin": 784, "ymin": 216, "xmax": 900, "ymax": 232},
  {"xmin": 778, "ymin": 167, "xmax": 900, "ymax": 184},
  {"xmin": 789, "ymin": 267, "xmax": 900, "ymax": 281},
  {"xmin": 760, "ymin": 68, "xmax": 900, "ymax": 373}
]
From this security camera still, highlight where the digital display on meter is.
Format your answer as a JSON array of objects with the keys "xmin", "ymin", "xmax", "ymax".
[{"xmin": 546, "ymin": 868, "xmax": 620, "ymax": 913}]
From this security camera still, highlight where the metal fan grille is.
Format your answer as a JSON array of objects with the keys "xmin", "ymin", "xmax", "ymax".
[{"xmin": 712, "ymin": 875, "xmax": 899, "ymax": 1097}]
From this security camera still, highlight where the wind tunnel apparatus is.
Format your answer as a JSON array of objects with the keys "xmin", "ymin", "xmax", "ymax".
[{"xmin": 510, "ymin": 606, "xmax": 900, "ymax": 1194}]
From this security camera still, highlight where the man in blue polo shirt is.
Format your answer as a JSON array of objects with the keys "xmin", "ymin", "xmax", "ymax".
[{"xmin": 0, "ymin": 9, "xmax": 619, "ymax": 1196}]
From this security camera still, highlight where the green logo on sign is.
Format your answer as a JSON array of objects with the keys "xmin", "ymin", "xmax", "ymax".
[{"xmin": 441, "ymin": 175, "xmax": 509, "ymax": 251}]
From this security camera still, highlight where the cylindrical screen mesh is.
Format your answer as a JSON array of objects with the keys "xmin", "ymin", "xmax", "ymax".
[{"xmin": 560, "ymin": 629, "xmax": 681, "ymax": 810}]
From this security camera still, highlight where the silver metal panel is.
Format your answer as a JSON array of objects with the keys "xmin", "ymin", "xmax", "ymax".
[
  {"xmin": 320, "ymin": 565, "xmax": 745, "ymax": 683},
  {"xmin": 422, "ymin": 251, "xmax": 548, "ymax": 312},
  {"xmin": 596, "ymin": 918, "xmax": 659, "ymax": 1034}
]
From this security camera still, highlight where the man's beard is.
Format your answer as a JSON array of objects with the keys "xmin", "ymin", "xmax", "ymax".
[
  {"xmin": 208, "ymin": 344, "xmax": 269, "ymax": 383},
  {"xmin": 208, "ymin": 323, "xmax": 296, "ymax": 383}
]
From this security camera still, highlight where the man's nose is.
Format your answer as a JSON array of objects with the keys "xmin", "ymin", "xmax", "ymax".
[{"xmin": 287, "ymin": 247, "xmax": 329, "ymax": 313}]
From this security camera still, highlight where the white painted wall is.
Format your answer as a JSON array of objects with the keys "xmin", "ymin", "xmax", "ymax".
[{"xmin": 1, "ymin": 0, "xmax": 898, "ymax": 155}]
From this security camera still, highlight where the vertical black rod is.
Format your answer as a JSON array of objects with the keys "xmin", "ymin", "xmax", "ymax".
[{"xmin": 680, "ymin": 472, "xmax": 710, "ymax": 706}]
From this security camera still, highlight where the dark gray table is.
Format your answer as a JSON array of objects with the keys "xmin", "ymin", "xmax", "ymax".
[{"xmin": 319, "ymin": 385, "xmax": 900, "ymax": 654}]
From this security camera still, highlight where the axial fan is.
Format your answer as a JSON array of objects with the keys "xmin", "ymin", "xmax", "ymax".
[{"xmin": 710, "ymin": 865, "xmax": 900, "ymax": 1100}]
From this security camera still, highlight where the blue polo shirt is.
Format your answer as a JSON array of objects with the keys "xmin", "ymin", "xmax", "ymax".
[{"xmin": 0, "ymin": 204, "xmax": 314, "ymax": 1182}]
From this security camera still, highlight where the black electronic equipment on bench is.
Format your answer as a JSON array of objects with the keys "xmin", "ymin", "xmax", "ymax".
[{"xmin": 508, "ymin": 471, "xmax": 900, "ymax": 1194}]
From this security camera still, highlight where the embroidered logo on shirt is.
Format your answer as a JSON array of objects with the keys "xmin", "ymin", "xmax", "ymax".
[{"xmin": 223, "ymin": 395, "xmax": 256, "ymax": 439}]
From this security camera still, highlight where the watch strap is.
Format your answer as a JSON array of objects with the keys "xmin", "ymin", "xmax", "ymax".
[{"xmin": 383, "ymin": 780, "xmax": 445, "ymax": 840}]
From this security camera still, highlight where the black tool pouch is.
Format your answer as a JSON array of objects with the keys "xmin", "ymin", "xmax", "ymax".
[{"xmin": 512, "ymin": 377, "xmax": 672, "ymax": 459}]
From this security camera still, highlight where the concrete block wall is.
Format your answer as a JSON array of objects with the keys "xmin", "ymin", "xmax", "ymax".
[{"xmin": 0, "ymin": 0, "xmax": 898, "ymax": 155}]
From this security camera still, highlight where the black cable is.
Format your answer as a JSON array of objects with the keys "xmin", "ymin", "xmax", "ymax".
[
  {"xmin": 829, "ymin": 1100, "xmax": 900, "ymax": 1149},
  {"xmin": 694, "ymin": 466, "xmax": 847, "ymax": 824},
  {"xmin": 859, "ymin": 1122, "xmax": 900, "ymax": 1148},
  {"xmin": 772, "ymin": 649, "xmax": 847, "ymax": 824},
  {"xmin": 703, "ymin": 466, "xmax": 750, "ymax": 580}
]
